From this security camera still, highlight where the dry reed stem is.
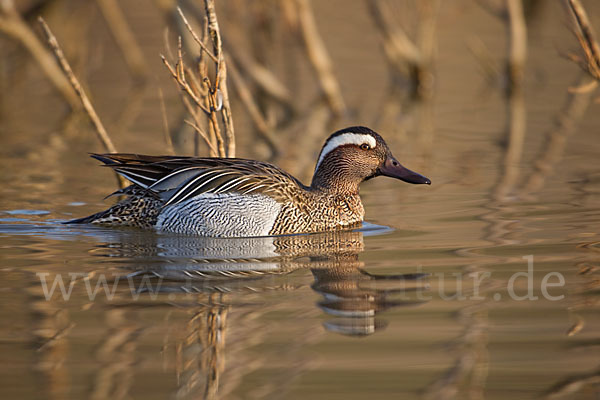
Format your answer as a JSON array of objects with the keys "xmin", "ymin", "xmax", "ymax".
[
  {"xmin": 567, "ymin": 79, "xmax": 597, "ymax": 93},
  {"xmin": 475, "ymin": 0, "xmax": 506, "ymax": 19},
  {"xmin": 544, "ymin": 372, "xmax": 600, "ymax": 399},
  {"xmin": 467, "ymin": 37, "xmax": 502, "ymax": 84},
  {"xmin": 368, "ymin": 0, "xmax": 421, "ymax": 69},
  {"xmin": 477, "ymin": 0, "xmax": 527, "ymax": 93},
  {"xmin": 368, "ymin": 0, "xmax": 439, "ymax": 98},
  {"xmin": 520, "ymin": 74, "xmax": 597, "ymax": 197},
  {"xmin": 564, "ymin": 0, "xmax": 600, "ymax": 80},
  {"xmin": 38, "ymin": 18, "xmax": 117, "ymax": 153},
  {"xmin": 197, "ymin": 18, "xmax": 219, "ymax": 154},
  {"xmin": 158, "ymin": 87, "xmax": 175, "ymax": 155},
  {"xmin": 96, "ymin": 0, "xmax": 148, "ymax": 82},
  {"xmin": 162, "ymin": 3, "xmax": 234, "ymax": 157},
  {"xmin": 38, "ymin": 17, "xmax": 126, "ymax": 188},
  {"xmin": 228, "ymin": 59, "xmax": 280, "ymax": 156},
  {"xmin": 506, "ymin": 0, "xmax": 527, "ymax": 90},
  {"xmin": 177, "ymin": 6, "xmax": 217, "ymax": 63},
  {"xmin": 184, "ymin": 119, "xmax": 218, "ymax": 155},
  {"xmin": 160, "ymin": 45, "xmax": 210, "ymax": 114},
  {"xmin": 181, "ymin": 96, "xmax": 218, "ymax": 157},
  {"xmin": 494, "ymin": 87, "xmax": 526, "ymax": 200},
  {"xmin": 204, "ymin": 0, "xmax": 235, "ymax": 157},
  {"xmin": 0, "ymin": 1, "xmax": 79, "ymax": 108},
  {"xmin": 111, "ymin": 85, "xmax": 145, "ymax": 140},
  {"xmin": 226, "ymin": 47, "xmax": 293, "ymax": 108},
  {"xmin": 206, "ymin": 96, "xmax": 226, "ymax": 157},
  {"xmin": 415, "ymin": 0, "xmax": 439, "ymax": 98},
  {"xmin": 295, "ymin": 0, "xmax": 346, "ymax": 116}
]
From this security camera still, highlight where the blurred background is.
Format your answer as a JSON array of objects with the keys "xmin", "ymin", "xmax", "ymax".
[{"xmin": 1, "ymin": 0, "xmax": 600, "ymax": 399}]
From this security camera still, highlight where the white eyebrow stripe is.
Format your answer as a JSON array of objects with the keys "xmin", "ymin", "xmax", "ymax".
[{"xmin": 315, "ymin": 133, "xmax": 377, "ymax": 171}]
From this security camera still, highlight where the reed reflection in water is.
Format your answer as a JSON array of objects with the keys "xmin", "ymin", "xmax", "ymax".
[
  {"xmin": 1, "ymin": 1, "xmax": 600, "ymax": 398},
  {"xmin": 52, "ymin": 226, "xmax": 426, "ymax": 399}
]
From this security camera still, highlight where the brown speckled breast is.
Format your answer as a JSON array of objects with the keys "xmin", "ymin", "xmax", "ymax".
[{"xmin": 269, "ymin": 193, "xmax": 364, "ymax": 235}]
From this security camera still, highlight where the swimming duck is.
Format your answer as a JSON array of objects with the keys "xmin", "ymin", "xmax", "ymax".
[{"xmin": 67, "ymin": 126, "xmax": 430, "ymax": 237}]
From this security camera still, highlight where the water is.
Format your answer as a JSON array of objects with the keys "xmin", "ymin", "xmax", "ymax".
[{"xmin": 2, "ymin": 1, "xmax": 600, "ymax": 399}]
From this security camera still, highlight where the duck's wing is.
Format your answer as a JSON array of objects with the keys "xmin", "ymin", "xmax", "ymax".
[{"xmin": 92, "ymin": 153, "xmax": 306, "ymax": 205}]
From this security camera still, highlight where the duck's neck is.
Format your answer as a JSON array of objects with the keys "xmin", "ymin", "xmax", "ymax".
[{"xmin": 310, "ymin": 163, "xmax": 363, "ymax": 196}]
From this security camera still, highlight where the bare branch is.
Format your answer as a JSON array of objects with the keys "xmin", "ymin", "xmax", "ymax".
[
  {"xmin": 176, "ymin": 6, "xmax": 218, "ymax": 63},
  {"xmin": 0, "ymin": 1, "xmax": 79, "ymax": 108},
  {"xmin": 161, "ymin": 53, "xmax": 211, "ymax": 114},
  {"xmin": 295, "ymin": 0, "xmax": 346, "ymax": 116},
  {"xmin": 506, "ymin": 0, "xmax": 527, "ymax": 89},
  {"xmin": 368, "ymin": 0, "xmax": 439, "ymax": 98},
  {"xmin": 564, "ymin": 0, "xmax": 600, "ymax": 80},
  {"xmin": 226, "ymin": 48, "xmax": 293, "ymax": 108},
  {"xmin": 184, "ymin": 119, "xmax": 218, "ymax": 156},
  {"xmin": 38, "ymin": 17, "xmax": 117, "ymax": 153},
  {"xmin": 158, "ymin": 87, "xmax": 175, "ymax": 155},
  {"xmin": 475, "ymin": 0, "xmax": 506, "ymax": 19},
  {"xmin": 367, "ymin": 0, "xmax": 421, "ymax": 68},
  {"xmin": 204, "ymin": 0, "xmax": 235, "ymax": 157},
  {"xmin": 160, "ymin": 2, "xmax": 235, "ymax": 157},
  {"xmin": 476, "ymin": 0, "xmax": 527, "ymax": 93},
  {"xmin": 38, "ymin": 17, "xmax": 125, "ymax": 187},
  {"xmin": 228, "ymin": 58, "xmax": 280, "ymax": 156},
  {"xmin": 181, "ymin": 96, "xmax": 218, "ymax": 157}
]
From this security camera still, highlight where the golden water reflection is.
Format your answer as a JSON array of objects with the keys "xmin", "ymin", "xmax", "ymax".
[{"xmin": 0, "ymin": 225, "xmax": 434, "ymax": 399}]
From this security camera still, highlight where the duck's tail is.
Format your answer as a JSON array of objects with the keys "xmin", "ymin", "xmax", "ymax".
[
  {"xmin": 63, "ymin": 211, "xmax": 107, "ymax": 225},
  {"xmin": 63, "ymin": 191, "xmax": 163, "ymax": 229}
]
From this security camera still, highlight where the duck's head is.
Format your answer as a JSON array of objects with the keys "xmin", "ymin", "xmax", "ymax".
[{"xmin": 311, "ymin": 126, "xmax": 431, "ymax": 193}]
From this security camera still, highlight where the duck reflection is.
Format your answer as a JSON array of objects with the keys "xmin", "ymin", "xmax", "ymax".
[
  {"xmin": 311, "ymin": 260, "xmax": 428, "ymax": 336},
  {"xmin": 107, "ymin": 227, "xmax": 429, "ymax": 337},
  {"xmin": 79, "ymin": 226, "xmax": 430, "ymax": 399}
]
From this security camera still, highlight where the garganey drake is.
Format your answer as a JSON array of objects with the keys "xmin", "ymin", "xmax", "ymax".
[{"xmin": 67, "ymin": 126, "xmax": 430, "ymax": 237}]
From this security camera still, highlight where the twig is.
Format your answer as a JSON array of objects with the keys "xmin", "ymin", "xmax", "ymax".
[
  {"xmin": 564, "ymin": 0, "xmax": 600, "ymax": 80},
  {"xmin": 177, "ymin": 6, "xmax": 218, "ymax": 63},
  {"xmin": 226, "ymin": 47, "xmax": 293, "ymax": 109},
  {"xmin": 367, "ymin": 0, "xmax": 439, "ymax": 98},
  {"xmin": 162, "ymin": 4, "xmax": 234, "ymax": 158},
  {"xmin": 160, "ymin": 52, "xmax": 211, "ymax": 114},
  {"xmin": 197, "ymin": 17, "xmax": 219, "ymax": 153},
  {"xmin": 205, "ymin": 84, "xmax": 226, "ymax": 157},
  {"xmin": 477, "ymin": 0, "xmax": 527, "ymax": 94},
  {"xmin": 295, "ymin": 0, "xmax": 346, "ymax": 116},
  {"xmin": 181, "ymin": 96, "xmax": 218, "ymax": 157},
  {"xmin": 158, "ymin": 87, "xmax": 175, "ymax": 155},
  {"xmin": 228, "ymin": 58, "xmax": 280, "ymax": 156},
  {"xmin": 204, "ymin": 0, "xmax": 235, "ymax": 157},
  {"xmin": 494, "ymin": 86, "xmax": 526, "ymax": 200},
  {"xmin": 506, "ymin": 0, "xmax": 527, "ymax": 91},
  {"xmin": 163, "ymin": 37, "xmax": 222, "ymax": 156},
  {"xmin": 38, "ymin": 18, "xmax": 117, "ymax": 153},
  {"xmin": 184, "ymin": 119, "xmax": 218, "ymax": 156},
  {"xmin": 368, "ymin": 0, "xmax": 421, "ymax": 70},
  {"xmin": 520, "ymin": 74, "xmax": 597, "ymax": 197},
  {"xmin": 38, "ymin": 17, "xmax": 126, "ymax": 188},
  {"xmin": 0, "ymin": 1, "xmax": 79, "ymax": 108},
  {"xmin": 467, "ymin": 37, "xmax": 502, "ymax": 84},
  {"xmin": 475, "ymin": 0, "xmax": 506, "ymax": 19}
]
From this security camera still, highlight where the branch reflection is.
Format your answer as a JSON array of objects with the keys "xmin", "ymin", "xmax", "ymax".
[{"xmin": 92, "ymin": 227, "xmax": 429, "ymax": 398}]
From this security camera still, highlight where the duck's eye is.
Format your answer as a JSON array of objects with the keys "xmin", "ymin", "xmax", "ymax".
[{"xmin": 360, "ymin": 143, "xmax": 371, "ymax": 150}]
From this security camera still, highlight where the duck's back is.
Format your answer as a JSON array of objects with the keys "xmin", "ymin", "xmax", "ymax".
[{"xmin": 70, "ymin": 154, "xmax": 317, "ymax": 237}]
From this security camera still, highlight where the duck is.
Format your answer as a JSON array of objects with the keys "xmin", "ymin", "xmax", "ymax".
[{"xmin": 66, "ymin": 126, "xmax": 430, "ymax": 237}]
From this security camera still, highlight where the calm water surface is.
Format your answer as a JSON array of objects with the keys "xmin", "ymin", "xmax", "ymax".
[{"xmin": 1, "ymin": 2, "xmax": 600, "ymax": 399}]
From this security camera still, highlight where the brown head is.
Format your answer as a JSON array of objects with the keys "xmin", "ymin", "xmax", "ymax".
[{"xmin": 311, "ymin": 126, "xmax": 431, "ymax": 194}]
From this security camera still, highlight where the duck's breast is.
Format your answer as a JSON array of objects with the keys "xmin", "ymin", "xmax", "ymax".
[{"xmin": 156, "ymin": 193, "xmax": 282, "ymax": 237}]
